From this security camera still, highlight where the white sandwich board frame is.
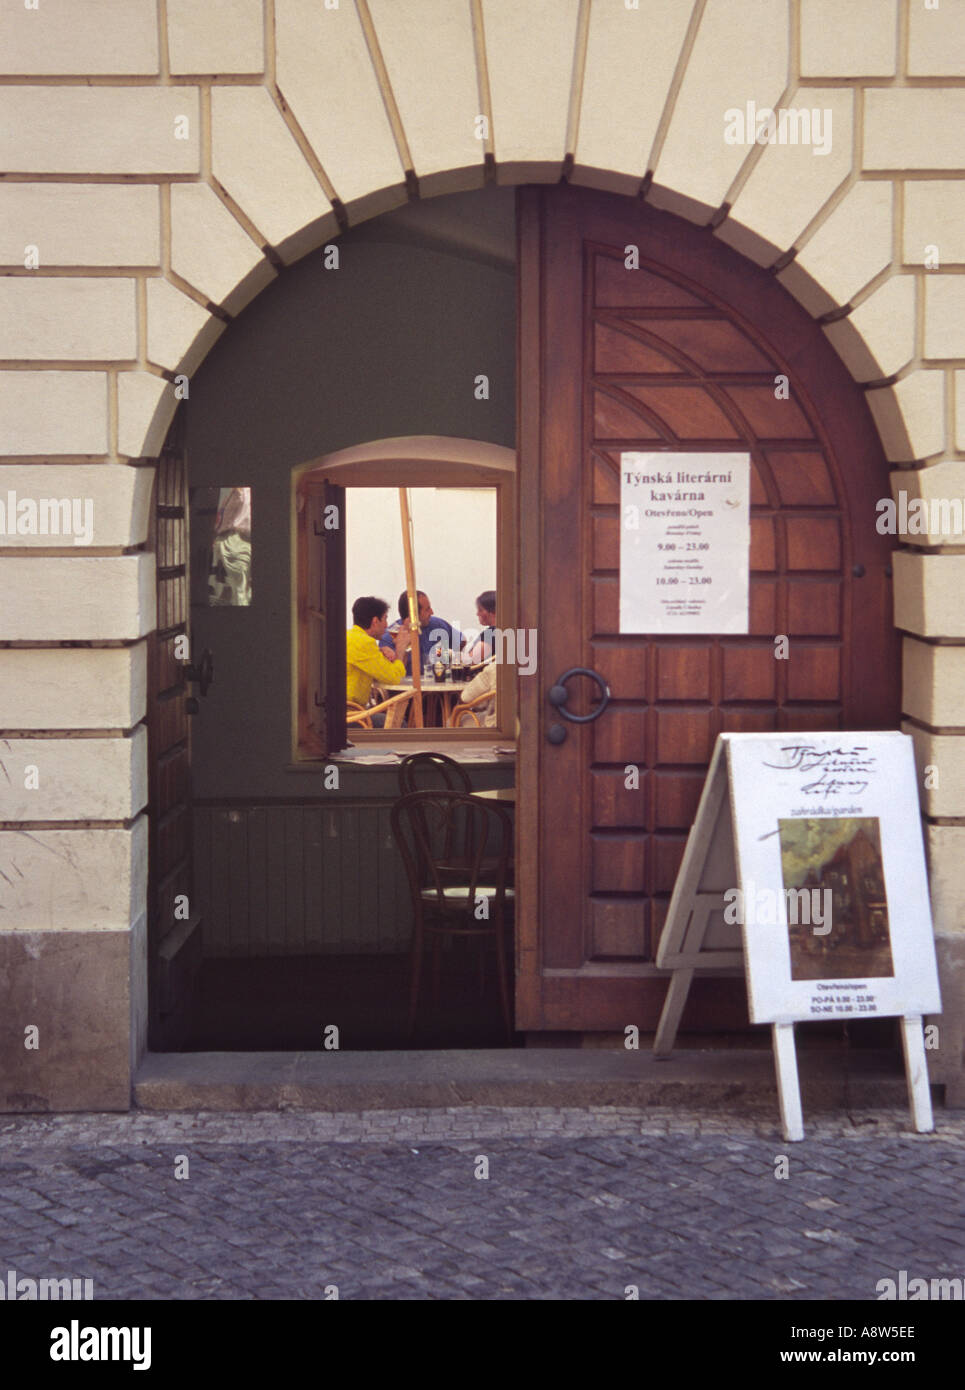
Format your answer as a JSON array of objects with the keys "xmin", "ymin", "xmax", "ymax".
[{"xmin": 654, "ymin": 732, "xmax": 941, "ymax": 1141}]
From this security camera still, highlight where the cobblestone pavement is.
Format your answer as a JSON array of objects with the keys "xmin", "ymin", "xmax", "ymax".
[{"xmin": 1, "ymin": 1106, "xmax": 964, "ymax": 1300}]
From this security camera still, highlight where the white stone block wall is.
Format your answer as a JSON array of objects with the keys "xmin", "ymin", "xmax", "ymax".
[{"xmin": 1, "ymin": 0, "xmax": 963, "ymax": 1094}]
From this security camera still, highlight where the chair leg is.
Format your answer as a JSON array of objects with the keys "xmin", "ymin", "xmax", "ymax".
[
  {"xmin": 494, "ymin": 917, "xmax": 513, "ymax": 1041},
  {"xmin": 479, "ymin": 938, "xmax": 486, "ymax": 997},
  {"xmin": 408, "ymin": 917, "xmax": 424, "ymax": 1038},
  {"xmin": 432, "ymin": 937, "xmax": 441, "ymax": 1003}
]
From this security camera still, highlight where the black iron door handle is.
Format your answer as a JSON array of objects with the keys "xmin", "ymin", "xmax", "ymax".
[
  {"xmin": 186, "ymin": 647, "xmax": 215, "ymax": 697},
  {"xmin": 547, "ymin": 667, "xmax": 611, "ymax": 724}
]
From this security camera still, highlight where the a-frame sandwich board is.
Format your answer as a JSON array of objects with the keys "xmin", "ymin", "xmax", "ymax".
[{"xmin": 653, "ymin": 733, "xmax": 940, "ymax": 1143}]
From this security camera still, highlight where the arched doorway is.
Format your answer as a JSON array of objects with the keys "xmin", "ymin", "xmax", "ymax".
[{"xmin": 147, "ymin": 183, "xmax": 901, "ymax": 1053}]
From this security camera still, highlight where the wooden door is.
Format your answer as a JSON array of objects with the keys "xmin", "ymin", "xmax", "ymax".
[
  {"xmin": 516, "ymin": 185, "xmax": 899, "ymax": 1035},
  {"xmin": 147, "ymin": 414, "xmax": 202, "ymax": 1048}
]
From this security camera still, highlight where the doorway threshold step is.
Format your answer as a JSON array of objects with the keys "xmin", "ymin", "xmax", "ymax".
[{"xmin": 134, "ymin": 1048, "xmax": 916, "ymax": 1113}]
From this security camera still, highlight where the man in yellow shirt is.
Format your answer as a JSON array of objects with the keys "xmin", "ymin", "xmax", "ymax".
[{"xmin": 346, "ymin": 595, "xmax": 412, "ymax": 708}]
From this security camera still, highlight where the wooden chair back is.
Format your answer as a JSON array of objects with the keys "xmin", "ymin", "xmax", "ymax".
[
  {"xmin": 391, "ymin": 791, "xmax": 513, "ymax": 918},
  {"xmin": 448, "ymin": 691, "xmax": 494, "ymax": 728},
  {"xmin": 398, "ymin": 752, "xmax": 473, "ymax": 795},
  {"xmin": 345, "ymin": 689, "xmax": 414, "ymax": 728}
]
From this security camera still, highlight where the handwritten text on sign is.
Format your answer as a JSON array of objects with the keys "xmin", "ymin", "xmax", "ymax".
[{"xmin": 619, "ymin": 451, "xmax": 751, "ymax": 634}]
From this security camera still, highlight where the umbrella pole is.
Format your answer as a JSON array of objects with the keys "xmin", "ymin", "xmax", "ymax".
[{"xmin": 399, "ymin": 488, "xmax": 424, "ymax": 728}]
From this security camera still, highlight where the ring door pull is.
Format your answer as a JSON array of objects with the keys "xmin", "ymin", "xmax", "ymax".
[{"xmin": 547, "ymin": 667, "xmax": 612, "ymax": 725}]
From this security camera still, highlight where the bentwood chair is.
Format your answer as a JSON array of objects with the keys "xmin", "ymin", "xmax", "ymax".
[
  {"xmin": 346, "ymin": 700, "xmax": 373, "ymax": 728},
  {"xmin": 391, "ymin": 790, "xmax": 515, "ymax": 1040},
  {"xmin": 448, "ymin": 691, "xmax": 495, "ymax": 728},
  {"xmin": 345, "ymin": 689, "xmax": 415, "ymax": 729},
  {"xmin": 400, "ymin": 756, "xmax": 475, "ymax": 884},
  {"xmin": 398, "ymin": 751, "xmax": 473, "ymax": 796},
  {"xmin": 398, "ymin": 754, "xmax": 473, "ymax": 876},
  {"xmin": 398, "ymin": 752, "xmax": 507, "ymax": 888}
]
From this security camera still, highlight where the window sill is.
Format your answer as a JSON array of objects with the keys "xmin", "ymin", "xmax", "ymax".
[{"xmin": 287, "ymin": 741, "xmax": 516, "ymax": 771}]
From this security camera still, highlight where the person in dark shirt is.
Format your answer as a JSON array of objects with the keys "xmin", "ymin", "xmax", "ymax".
[
  {"xmin": 380, "ymin": 590, "xmax": 459, "ymax": 674},
  {"xmin": 464, "ymin": 590, "xmax": 497, "ymax": 665}
]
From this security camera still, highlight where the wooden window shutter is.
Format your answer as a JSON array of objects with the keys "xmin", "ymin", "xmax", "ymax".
[{"xmin": 307, "ymin": 481, "xmax": 346, "ymax": 755}]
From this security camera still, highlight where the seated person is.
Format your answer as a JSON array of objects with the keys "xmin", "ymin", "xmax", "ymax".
[
  {"xmin": 379, "ymin": 590, "xmax": 459, "ymax": 674},
  {"xmin": 347, "ymin": 596, "xmax": 411, "ymax": 714},
  {"xmin": 463, "ymin": 590, "xmax": 497, "ymax": 666},
  {"xmin": 460, "ymin": 658, "xmax": 497, "ymax": 727}
]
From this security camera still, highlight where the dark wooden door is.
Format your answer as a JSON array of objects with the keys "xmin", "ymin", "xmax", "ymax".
[
  {"xmin": 147, "ymin": 414, "xmax": 202, "ymax": 1048},
  {"xmin": 516, "ymin": 185, "xmax": 899, "ymax": 1035}
]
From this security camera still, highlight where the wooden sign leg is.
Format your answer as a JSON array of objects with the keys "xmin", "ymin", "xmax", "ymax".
[
  {"xmin": 654, "ymin": 968, "xmax": 694, "ymax": 1059},
  {"xmin": 654, "ymin": 895, "xmax": 720, "ymax": 1058},
  {"xmin": 900, "ymin": 1015, "xmax": 934, "ymax": 1134},
  {"xmin": 771, "ymin": 1022, "xmax": 804, "ymax": 1142}
]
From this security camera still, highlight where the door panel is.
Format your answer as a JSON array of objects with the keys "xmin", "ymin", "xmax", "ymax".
[{"xmin": 517, "ymin": 185, "xmax": 900, "ymax": 1034}]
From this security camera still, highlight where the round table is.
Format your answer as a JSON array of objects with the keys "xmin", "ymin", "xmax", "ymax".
[{"xmin": 383, "ymin": 677, "xmax": 465, "ymax": 726}]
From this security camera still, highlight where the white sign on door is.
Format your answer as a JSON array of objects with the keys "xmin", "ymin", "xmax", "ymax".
[{"xmin": 619, "ymin": 451, "xmax": 751, "ymax": 634}]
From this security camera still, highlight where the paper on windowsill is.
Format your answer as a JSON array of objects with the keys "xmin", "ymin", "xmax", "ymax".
[
  {"xmin": 342, "ymin": 751, "xmax": 403, "ymax": 764},
  {"xmin": 331, "ymin": 742, "xmax": 516, "ymax": 765}
]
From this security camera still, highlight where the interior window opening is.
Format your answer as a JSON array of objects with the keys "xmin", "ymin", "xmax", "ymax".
[
  {"xmin": 345, "ymin": 485, "xmax": 498, "ymax": 735},
  {"xmin": 294, "ymin": 447, "xmax": 517, "ymax": 762}
]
